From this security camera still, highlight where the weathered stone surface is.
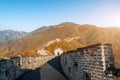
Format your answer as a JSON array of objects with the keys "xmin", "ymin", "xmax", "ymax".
[
  {"xmin": 0, "ymin": 56, "xmax": 53, "ymax": 80},
  {"xmin": 61, "ymin": 43, "xmax": 115, "ymax": 80},
  {"xmin": 1, "ymin": 43, "xmax": 120, "ymax": 80}
]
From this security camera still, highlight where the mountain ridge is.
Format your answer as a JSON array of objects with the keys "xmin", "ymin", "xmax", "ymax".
[
  {"xmin": 0, "ymin": 30, "xmax": 28, "ymax": 43},
  {"xmin": 0, "ymin": 22, "xmax": 120, "ymax": 68}
]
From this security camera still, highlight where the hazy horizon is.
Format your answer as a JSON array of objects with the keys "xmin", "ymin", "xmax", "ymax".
[
  {"xmin": 1, "ymin": 22, "xmax": 120, "ymax": 32},
  {"xmin": 0, "ymin": 0, "xmax": 120, "ymax": 32}
]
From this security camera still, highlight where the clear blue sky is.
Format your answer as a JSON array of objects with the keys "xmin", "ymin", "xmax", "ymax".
[{"xmin": 0, "ymin": 0, "xmax": 120, "ymax": 32}]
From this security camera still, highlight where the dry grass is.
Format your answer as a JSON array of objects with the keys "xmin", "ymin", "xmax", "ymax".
[{"xmin": 0, "ymin": 22, "xmax": 120, "ymax": 68}]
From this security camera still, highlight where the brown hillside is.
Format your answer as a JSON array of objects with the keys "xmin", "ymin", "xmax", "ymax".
[
  {"xmin": 44, "ymin": 38, "xmax": 84, "ymax": 54},
  {"xmin": 0, "ymin": 22, "xmax": 120, "ymax": 68}
]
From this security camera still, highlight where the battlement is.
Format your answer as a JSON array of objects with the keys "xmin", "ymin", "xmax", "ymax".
[
  {"xmin": 0, "ymin": 56, "xmax": 54, "ymax": 80},
  {"xmin": 0, "ymin": 43, "xmax": 120, "ymax": 80}
]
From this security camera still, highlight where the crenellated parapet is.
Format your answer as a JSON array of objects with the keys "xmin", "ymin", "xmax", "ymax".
[
  {"xmin": 1, "ymin": 43, "xmax": 120, "ymax": 80},
  {"xmin": 0, "ymin": 56, "xmax": 54, "ymax": 80}
]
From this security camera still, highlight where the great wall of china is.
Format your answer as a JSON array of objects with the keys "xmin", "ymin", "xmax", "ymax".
[
  {"xmin": 0, "ymin": 43, "xmax": 120, "ymax": 80},
  {"xmin": 0, "ymin": 56, "xmax": 54, "ymax": 80},
  {"xmin": 61, "ymin": 43, "xmax": 117, "ymax": 80}
]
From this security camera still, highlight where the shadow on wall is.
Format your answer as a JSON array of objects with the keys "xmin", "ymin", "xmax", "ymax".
[
  {"xmin": 0, "ymin": 56, "xmax": 53, "ymax": 80},
  {"xmin": 0, "ymin": 59, "xmax": 34, "ymax": 80},
  {"xmin": 47, "ymin": 55, "xmax": 68, "ymax": 79},
  {"xmin": 17, "ymin": 68, "xmax": 41, "ymax": 80},
  {"xmin": 47, "ymin": 56, "xmax": 63, "ymax": 74},
  {"xmin": 0, "ymin": 54, "xmax": 68, "ymax": 80},
  {"xmin": 18, "ymin": 55, "xmax": 68, "ymax": 80}
]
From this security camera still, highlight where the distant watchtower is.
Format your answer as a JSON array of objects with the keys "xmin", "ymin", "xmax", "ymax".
[{"xmin": 54, "ymin": 48, "xmax": 63, "ymax": 56}]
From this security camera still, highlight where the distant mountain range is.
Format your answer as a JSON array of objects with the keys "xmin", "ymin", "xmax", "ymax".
[
  {"xmin": 0, "ymin": 30, "xmax": 28, "ymax": 43},
  {"xmin": 0, "ymin": 22, "xmax": 120, "ymax": 68}
]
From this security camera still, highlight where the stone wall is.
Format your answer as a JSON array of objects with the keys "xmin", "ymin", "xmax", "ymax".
[
  {"xmin": 0, "ymin": 56, "xmax": 53, "ymax": 80},
  {"xmin": 61, "ymin": 43, "xmax": 116, "ymax": 80}
]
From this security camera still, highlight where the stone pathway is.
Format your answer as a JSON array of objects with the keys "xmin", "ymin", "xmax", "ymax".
[
  {"xmin": 40, "ymin": 63, "xmax": 67, "ymax": 80},
  {"xmin": 18, "ymin": 56, "xmax": 67, "ymax": 80}
]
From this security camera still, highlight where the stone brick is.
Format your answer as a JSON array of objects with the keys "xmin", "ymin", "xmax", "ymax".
[
  {"xmin": 0, "ymin": 56, "xmax": 54, "ymax": 80},
  {"xmin": 61, "ymin": 43, "xmax": 116, "ymax": 80}
]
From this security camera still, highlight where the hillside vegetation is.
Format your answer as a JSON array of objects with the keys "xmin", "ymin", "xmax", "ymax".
[
  {"xmin": 0, "ymin": 22, "xmax": 120, "ymax": 68},
  {"xmin": 44, "ymin": 38, "xmax": 84, "ymax": 54}
]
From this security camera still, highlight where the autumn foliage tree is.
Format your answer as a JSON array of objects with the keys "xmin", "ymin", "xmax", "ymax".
[
  {"xmin": 44, "ymin": 46, "xmax": 53, "ymax": 54},
  {"xmin": 23, "ymin": 51, "xmax": 29, "ymax": 56}
]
